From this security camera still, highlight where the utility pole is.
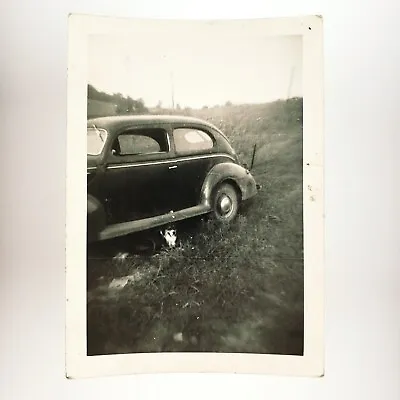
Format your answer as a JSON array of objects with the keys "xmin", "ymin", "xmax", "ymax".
[
  {"xmin": 287, "ymin": 66, "xmax": 295, "ymax": 99},
  {"xmin": 170, "ymin": 71, "xmax": 175, "ymax": 109}
]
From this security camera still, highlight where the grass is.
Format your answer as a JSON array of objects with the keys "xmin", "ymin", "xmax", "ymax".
[{"xmin": 87, "ymin": 97, "xmax": 304, "ymax": 356}]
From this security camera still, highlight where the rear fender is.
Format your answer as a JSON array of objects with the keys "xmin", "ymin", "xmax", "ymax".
[{"xmin": 200, "ymin": 162, "xmax": 257, "ymax": 206}]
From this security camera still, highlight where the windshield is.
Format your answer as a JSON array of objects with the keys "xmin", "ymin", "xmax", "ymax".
[{"xmin": 87, "ymin": 127, "xmax": 108, "ymax": 155}]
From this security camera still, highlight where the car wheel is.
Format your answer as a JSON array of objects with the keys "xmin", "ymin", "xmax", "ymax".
[{"xmin": 211, "ymin": 183, "xmax": 239, "ymax": 223}]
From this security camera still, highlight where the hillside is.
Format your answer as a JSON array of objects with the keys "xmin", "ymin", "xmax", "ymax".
[{"xmin": 86, "ymin": 97, "xmax": 304, "ymax": 356}]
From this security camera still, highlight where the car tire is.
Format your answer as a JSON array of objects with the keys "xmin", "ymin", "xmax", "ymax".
[{"xmin": 211, "ymin": 182, "xmax": 240, "ymax": 223}]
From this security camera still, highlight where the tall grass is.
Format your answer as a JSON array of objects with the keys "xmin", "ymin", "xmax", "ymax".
[{"xmin": 87, "ymin": 97, "xmax": 304, "ymax": 356}]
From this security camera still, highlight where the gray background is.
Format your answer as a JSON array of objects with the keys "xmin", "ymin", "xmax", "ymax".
[{"xmin": 1, "ymin": 0, "xmax": 399, "ymax": 399}]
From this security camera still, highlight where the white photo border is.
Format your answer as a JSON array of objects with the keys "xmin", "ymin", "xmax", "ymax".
[{"xmin": 66, "ymin": 14, "xmax": 324, "ymax": 379}]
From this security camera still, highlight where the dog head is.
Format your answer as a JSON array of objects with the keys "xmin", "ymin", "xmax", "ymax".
[{"xmin": 160, "ymin": 228, "xmax": 177, "ymax": 248}]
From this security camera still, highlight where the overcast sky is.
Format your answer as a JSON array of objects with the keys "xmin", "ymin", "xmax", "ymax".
[{"xmin": 88, "ymin": 33, "xmax": 302, "ymax": 109}]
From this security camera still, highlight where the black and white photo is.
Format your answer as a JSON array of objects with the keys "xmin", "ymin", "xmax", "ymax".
[{"xmin": 66, "ymin": 14, "xmax": 324, "ymax": 378}]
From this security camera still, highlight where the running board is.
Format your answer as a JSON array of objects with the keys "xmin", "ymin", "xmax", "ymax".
[{"xmin": 98, "ymin": 204, "xmax": 211, "ymax": 241}]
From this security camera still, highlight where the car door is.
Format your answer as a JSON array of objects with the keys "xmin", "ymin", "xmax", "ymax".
[
  {"xmin": 168, "ymin": 125, "xmax": 217, "ymax": 210},
  {"xmin": 100, "ymin": 125, "xmax": 173, "ymax": 223}
]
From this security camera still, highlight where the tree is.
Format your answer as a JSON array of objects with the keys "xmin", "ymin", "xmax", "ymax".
[
  {"xmin": 126, "ymin": 96, "xmax": 135, "ymax": 113},
  {"xmin": 87, "ymin": 84, "xmax": 149, "ymax": 116}
]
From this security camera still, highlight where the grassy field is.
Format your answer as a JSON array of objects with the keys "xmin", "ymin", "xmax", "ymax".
[{"xmin": 86, "ymin": 97, "xmax": 304, "ymax": 356}]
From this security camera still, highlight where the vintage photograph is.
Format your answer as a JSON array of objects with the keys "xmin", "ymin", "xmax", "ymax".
[{"xmin": 66, "ymin": 15, "xmax": 324, "ymax": 378}]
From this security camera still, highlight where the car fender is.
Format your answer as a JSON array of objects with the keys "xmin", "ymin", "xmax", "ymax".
[
  {"xmin": 87, "ymin": 194, "xmax": 107, "ymax": 243},
  {"xmin": 200, "ymin": 162, "xmax": 258, "ymax": 207}
]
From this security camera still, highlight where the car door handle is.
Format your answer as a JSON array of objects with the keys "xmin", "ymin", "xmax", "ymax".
[{"xmin": 168, "ymin": 165, "xmax": 178, "ymax": 170}]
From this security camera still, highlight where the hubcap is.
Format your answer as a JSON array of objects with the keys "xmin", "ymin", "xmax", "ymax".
[{"xmin": 218, "ymin": 194, "xmax": 233, "ymax": 215}]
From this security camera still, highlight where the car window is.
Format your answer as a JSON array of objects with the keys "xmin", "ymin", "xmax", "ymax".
[
  {"xmin": 87, "ymin": 127, "xmax": 108, "ymax": 155},
  {"xmin": 112, "ymin": 128, "xmax": 168, "ymax": 156},
  {"xmin": 118, "ymin": 135, "xmax": 160, "ymax": 155},
  {"xmin": 173, "ymin": 128, "xmax": 214, "ymax": 154}
]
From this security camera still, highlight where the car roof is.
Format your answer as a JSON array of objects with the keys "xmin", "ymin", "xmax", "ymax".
[{"xmin": 87, "ymin": 114, "xmax": 222, "ymax": 133}]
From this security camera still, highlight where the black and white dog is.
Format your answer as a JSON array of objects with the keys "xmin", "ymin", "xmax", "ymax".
[{"xmin": 159, "ymin": 225, "xmax": 178, "ymax": 248}]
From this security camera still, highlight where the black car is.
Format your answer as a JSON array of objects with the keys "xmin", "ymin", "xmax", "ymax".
[{"xmin": 87, "ymin": 115, "xmax": 259, "ymax": 243}]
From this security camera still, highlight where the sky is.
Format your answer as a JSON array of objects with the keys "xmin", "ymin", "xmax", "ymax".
[{"xmin": 88, "ymin": 33, "xmax": 302, "ymax": 109}]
